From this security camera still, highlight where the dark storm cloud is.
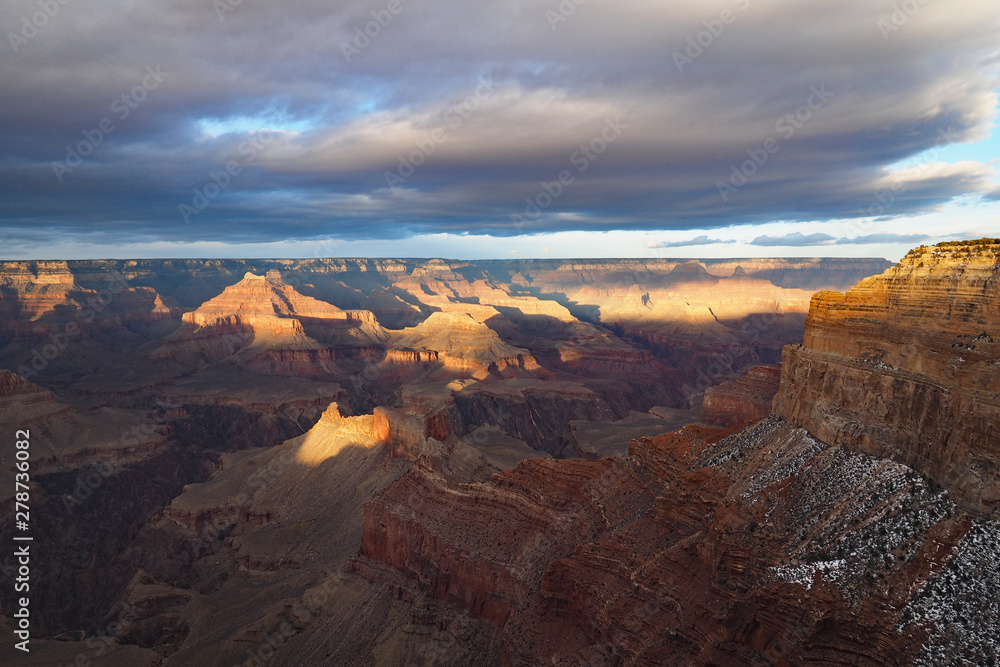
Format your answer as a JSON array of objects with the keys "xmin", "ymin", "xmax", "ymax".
[{"xmin": 0, "ymin": 0, "xmax": 998, "ymax": 249}]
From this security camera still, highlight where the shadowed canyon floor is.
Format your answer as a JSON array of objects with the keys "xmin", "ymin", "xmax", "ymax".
[{"xmin": 1, "ymin": 249, "xmax": 997, "ymax": 665}]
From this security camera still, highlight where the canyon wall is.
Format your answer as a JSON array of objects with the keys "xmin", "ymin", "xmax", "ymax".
[
  {"xmin": 347, "ymin": 242, "xmax": 999, "ymax": 664},
  {"xmin": 700, "ymin": 364, "xmax": 781, "ymax": 428},
  {"xmin": 774, "ymin": 241, "xmax": 1000, "ymax": 513}
]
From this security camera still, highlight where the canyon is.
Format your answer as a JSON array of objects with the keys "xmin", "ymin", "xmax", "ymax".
[{"xmin": 1, "ymin": 248, "xmax": 996, "ymax": 665}]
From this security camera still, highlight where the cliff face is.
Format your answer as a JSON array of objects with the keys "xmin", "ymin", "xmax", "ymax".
[
  {"xmin": 774, "ymin": 241, "xmax": 1000, "ymax": 513},
  {"xmin": 0, "ymin": 261, "xmax": 78, "ymax": 325},
  {"xmin": 700, "ymin": 365, "xmax": 781, "ymax": 428},
  {"xmin": 361, "ymin": 452, "xmax": 664, "ymax": 628}
]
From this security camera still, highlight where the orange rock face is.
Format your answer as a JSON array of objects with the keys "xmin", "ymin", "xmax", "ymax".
[
  {"xmin": 0, "ymin": 261, "xmax": 78, "ymax": 326},
  {"xmin": 373, "ymin": 404, "xmax": 451, "ymax": 460},
  {"xmin": 774, "ymin": 241, "xmax": 1000, "ymax": 513},
  {"xmin": 156, "ymin": 271, "xmax": 386, "ymax": 375},
  {"xmin": 183, "ymin": 272, "xmax": 344, "ymax": 330}
]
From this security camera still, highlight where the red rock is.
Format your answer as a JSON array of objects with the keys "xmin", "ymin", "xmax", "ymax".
[{"xmin": 700, "ymin": 365, "xmax": 782, "ymax": 428}]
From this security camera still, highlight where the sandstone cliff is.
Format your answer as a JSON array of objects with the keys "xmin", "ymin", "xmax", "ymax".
[
  {"xmin": 356, "ymin": 417, "xmax": 995, "ymax": 664},
  {"xmin": 773, "ymin": 240, "xmax": 1000, "ymax": 513}
]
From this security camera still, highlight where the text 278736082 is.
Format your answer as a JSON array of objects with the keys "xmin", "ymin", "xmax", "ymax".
[{"xmin": 13, "ymin": 429, "xmax": 32, "ymax": 653}]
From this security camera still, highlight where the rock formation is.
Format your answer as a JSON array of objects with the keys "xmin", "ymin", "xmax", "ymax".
[
  {"xmin": 774, "ymin": 240, "xmax": 1000, "ymax": 513},
  {"xmin": 387, "ymin": 311, "xmax": 540, "ymax": 379},
  {"xmin": 700, "ymin": 364, "xmax": 782, "ymax": 428},
  {"xmin": 155, "ymin": 271, "xmax": 387, "ymax": 376},
  {"xmin": 11, "ymin": 250, "xmax": 996, "ymax": 666},
  {"xmin": 347, "ymin": 242, "xmax": 1000, "ymax": 664}
]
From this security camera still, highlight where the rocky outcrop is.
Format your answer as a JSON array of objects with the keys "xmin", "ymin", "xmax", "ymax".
[
  {"xmin": 389, "ymin": 312, "xmax": 540, "ymax": 379},
  {"xmin": 453, "ymin": 378, "xmax": 618, "ymax": 456},
  {"xmin": 700, "ymin": 365, "xmax": 781, "ymax": 428},
  {"xmin": 774, "ymin": 240, "xmax": 1000, "ymax": 513},
  {"xmin": 357, "ymin": 415, "xmax": 986, "ymax": 665},
  {"xmin": 374, "ymin": 404, "xmax": 450, "ymax": 460},
  {"xmin": 0, "ymin": 369, "xmax": 70, "ymax": 423},
  {"xmin": 155, "ymin": 272, "xmax": 387, "ymax": 375}
]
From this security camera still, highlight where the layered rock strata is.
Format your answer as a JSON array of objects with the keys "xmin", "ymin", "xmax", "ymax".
[
  {"xmin": 359, "ymin": 418, "xmax": 983, "ymax": 664},
  {"xmin": 388, "ymin": 311, "xmax": 540, "ymax": 379},
  {"xmin": 154, "ymin": 272, "xmax": 386, "ymax": 374},
  {"xmin": 774, "ymin": 241, "xmax": 1000, "ymax": 513},
  {"xmin": 700, "ymin": 365, "xmax": 782, "ymax": 428}
]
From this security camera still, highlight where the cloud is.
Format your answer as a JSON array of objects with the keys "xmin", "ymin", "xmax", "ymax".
[
  {"xmin": 0, "ymin": 0, "xmax": 998, "ymax": 253},
  {"xmin": 650, "ymin": 235, "xmax": 734, "ymax": 248},
  {"xmin": 836, "ymin": 233, "xmax": 935, "ymax": 244},
  {"xmin": 751, "ymin": 232, "xmax": 837, "ymax": 247}
]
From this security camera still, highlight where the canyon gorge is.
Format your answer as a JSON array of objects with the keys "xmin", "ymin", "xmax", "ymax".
[{"xmin": 0, "ymin": 247, "xmax": 996, "ymax": 665}]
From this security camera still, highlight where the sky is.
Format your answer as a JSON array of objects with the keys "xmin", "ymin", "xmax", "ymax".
[{"xmin": 1, "ymin": 0, "xmax": 998, "ymax": 261}]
